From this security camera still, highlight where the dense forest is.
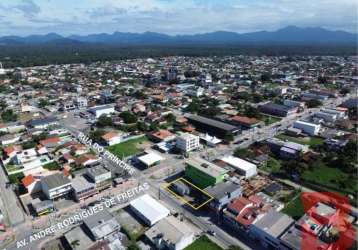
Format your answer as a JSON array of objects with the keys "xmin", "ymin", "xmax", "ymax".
[{"xmin": 0, "ymin": 43, "xmax": 356, "ymax": 68}]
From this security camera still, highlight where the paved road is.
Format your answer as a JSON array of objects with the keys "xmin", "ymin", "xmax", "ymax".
[{"xmin": 0, "ymin": 161, "xmax": 26, "ymax": 227}]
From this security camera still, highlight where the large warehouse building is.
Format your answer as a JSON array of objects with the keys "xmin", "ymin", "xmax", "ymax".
[
  {"xmin": 187, "ymin": 115, "xmax": 239, "ymax": 139},
  {"xmin": 130, "ymin": 194, "xmax": 170, "ymax": 226}
]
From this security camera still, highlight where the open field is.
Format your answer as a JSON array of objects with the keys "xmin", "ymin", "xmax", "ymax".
[
  {"xmin": 260, "ymin": 114, "xmax": 281, "ymax": 125},
  {"xmin": 108, "ymin": 136, "xmax": 149, "ymax": 158},
  {"xmin": 302, "ymin": 165, "xmax": 357, "ymax": 195},
  {"xmin": 275, "ymin": 134, "xmax": 324, "ymax": 146},
  {"xmin": 185, "ymin": 235, "xmax": 223, "ymax": 250},
  {"xmin": 281, "ymin": 193, "xmax": 305, "ymax": 220}
]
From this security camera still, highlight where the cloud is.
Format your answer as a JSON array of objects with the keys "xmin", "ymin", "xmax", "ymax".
[
  {"xmin": 13, "ymin": 0, "xmax": 41, "ymax": 18},
  {"xmin": 0, "ymin": 0, "xmax": 356, "ymax": 35}
]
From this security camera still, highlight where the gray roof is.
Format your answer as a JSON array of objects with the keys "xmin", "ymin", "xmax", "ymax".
[
  {"xmin": 279, "ymin": 225, "xmax": 303, "ymax": 250},
  {"xmin": 253, "ymin": 210, "xmax": 294, "ymax": 238},
  {"xmin": 32, "ymin": 199, "xmax": 54, "ymax": 212},
  {"xmin": 42, "ymin": 173, "xmax": 71, "ymax": 189},
  {"xmin": 28, "ymin": 116, "xmax": 58, "ymax": 126},
  {"xmin": 88, "ymin": 105, "xmax": 114, "ymax": 112},
  {"xmin": 261, "ymin": 102, "xmax": 293, "ymax": 112},
  {"xmin": 71, "ymin": 175, "xmax": 95, "ymax": 192},
  {"xmin": 86, "ymin": 165, "xmax": 111, "ymax": 177},
  {"xmin": 204, "ymin": 181, "xmax": 241, "ymax": 200},
  {"xmin": 187, "ymin": 115, "xmax": 239, "ymax": 132},
  {"xmin": 83, "ymin": 210, "xmax": 120, "ymax": 240},
  {"xmin": 64, "ymin": 226, "xmax": 94, "ymax": 250}
]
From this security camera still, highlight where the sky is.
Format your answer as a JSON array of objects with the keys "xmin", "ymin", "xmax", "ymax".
[{"xmin": 0, "ymin": 0, "xmax": 357, "ymax": 36}]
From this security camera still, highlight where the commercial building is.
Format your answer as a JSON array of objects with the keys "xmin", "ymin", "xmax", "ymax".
[
  {"xmin": 204, "ymin": 181, "xmax": 242, "ymax": 212},
  {"xmin": 130, "ymin": 194, "xmax": 170, "ymax": 226},
  {"xmin": 250, "ymin": 211, "xmax": 294, "ymax": 249},
  {"xmin": 28, "ymin": 116, "xmax": 58, "ymax": 129},
  {"xmin": 230, "ymin": 115, "xmax": 262, "ymax": 129},
  {"xmin": 259, "ymin": 102, "xmax": 297, "ymax": 117},
  {"xmin": 220, "ymin": 155, "xmax": 257, "ymax": 178},
  {"xmin": 200, "ymin": 133, "xmax": 222, "ymax": 147},
  {"xmin": 176, "ymin": 133, "xmax": 200, "ymax": 153},
  {"xmin": 145, "ymin": 216, "xmax": 195, "ymax": 250},
  {"xmin": 137, "ymin": 151, "xmax": 164, "ymax": 168},
  {"xmin": 71, "ymin": 175, "xmax": 97, "ymax": 201},
  {"xmin": 31, "ymin": 199, "xmax": 54, "ymax": 216},
  {"xmin": 185, "ymin": 157, "xmax": 228, "ymax": 189},
  {"xmin": 86, "ymin": 166, "xmax": 112, "ymax": 191},
  {"xmin": 64, "ymin": 226, "xmax": 94, "ymax": 250},
  {"xmin": 293, "ymin": 120, "xmax": 321, "ymax": 136},
  {"xmin": 83, "ymin": 210, "xmax": 120, "ymax": 241},
  {"xmin": 187, "ymin": 115, "xmax": 239, "ymax": 139},
  {"xmin": 88, "ymin": 105, "xmax": 115, "ymax": 118},
  {"xmin": 41, "ymin": 173, "xmax": 72, "ymax": 199}
]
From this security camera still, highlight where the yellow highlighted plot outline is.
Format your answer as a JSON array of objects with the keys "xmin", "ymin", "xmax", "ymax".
[{"xmin": 164, "ymin": 177, "xmax": 214, "ymax": 210}]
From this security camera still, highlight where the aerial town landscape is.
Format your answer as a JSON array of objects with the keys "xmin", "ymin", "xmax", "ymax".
[{"xmin": 0, "ymin": 1, "xmax": 357, "ymax": 250}]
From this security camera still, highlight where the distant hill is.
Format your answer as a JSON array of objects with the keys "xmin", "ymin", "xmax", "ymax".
[{"xmin": 0, "ymin": 26, "xmax": 356, "ymax": 45}]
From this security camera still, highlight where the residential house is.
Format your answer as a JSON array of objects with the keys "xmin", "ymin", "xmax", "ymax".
[{"xmin": 101, "ymin": 131, "xmax": 124, "ymax": 146}]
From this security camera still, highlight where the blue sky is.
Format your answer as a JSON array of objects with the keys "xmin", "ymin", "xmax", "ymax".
[{"xmin": 0, "ymin": 0, "xmax": 356, "ymax": 36}]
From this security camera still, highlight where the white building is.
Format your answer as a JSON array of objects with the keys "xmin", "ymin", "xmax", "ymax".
[
  {"xmin": 145, "ymin": 216, "xmax": 195, "ymax": 250},
  {"xmin": 75, "ymin": 96, "xmax": 88, "ymax": 108},
  {"xmin": 315, "ymin": 111, "xmax": 337, "ymax": 122},
  {"xmin": 137, "ymin": 151, "xmax": 164, "ymax": 168},
  {"xmin": 293, "ymin": 120, "xmax": 321, "ymax": 136},
  {"xmin": 41, "ymin": 173, "xmax": 72, "ymax": 199},
  {"xmin": 200, "ymin": 133, "xmax": 222, "ymax": 147},
  {"xmin": 88, "ymin": 105, "xmax": 115, "ymax": 118},
  {"xmin": 101, "ymin": 131, "xmax": 125, "ymax": 146},
  {"xmin": 176, "ymin": 133, "xmax": 200, "ymax": 153},
  {"xmin": 220, "ymin": 155, "xmax": 257, "ymax": 178},
  {"xmin": 130, "ymin": 194, "xmax": 170, "ymax": 226}
]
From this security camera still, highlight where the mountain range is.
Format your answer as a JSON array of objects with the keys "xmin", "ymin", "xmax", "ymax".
[{"xmin": 0, "ymin": 26, "xmax": 356, "ymax": 46}]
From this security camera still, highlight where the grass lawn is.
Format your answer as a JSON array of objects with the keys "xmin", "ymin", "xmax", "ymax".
[
  {"xmin": 185, "ymin": 235, "xmax": 223, "ymax": 250},
  {"xmin": 261, "ymin": 157, "xmax": 282, "ymax": 173},
  {"xmin": 260, "ymin": 114, "xmax": 281, "ymax": 125},
  {"xmin": 275, "ymin": 134, "xmax": 324, "ymax": 146},
  {"xmin": 282, "ymin": 193, "xmax": 305, "ymax": 220},
  {"xmin": 301, "ymin": 165, "xmax": 357, "ymax": 195},
  {"xmin": 108, "ymin": 136, "xmax": 148, "ymax": 158}
]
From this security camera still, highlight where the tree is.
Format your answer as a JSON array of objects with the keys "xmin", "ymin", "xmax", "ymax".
[
  {"xmin": 70, "ymin": 240, "xmax": 80, "ymax": 249},
  {"xmin": 120, "ymin": 111, "xmax": 137, "ymax": 124},
  {"xmin": 243, "ymin": 105, "xmax": 261, "ymax": 119},
  {"xmin": 127, "ymin": 242, "xmax": 140, "ymax": 250},
  {"xmin": 38, "ymin": 98, "xmax": 50, "ymax": 108},
  {"xmin": 261, "ymin": 73, "xmax": 271, "ymax": 82},
  {"xmin": 1, "ymin": 109, "xmax": 18, "ymax": 122},
  {"xmin": 306, "ymin": 99, "xmax": 322, "ymax": 108},
  {"xmin": 185, "ymin": 99, "xmax": 200, "ymax": 113},
  {"xmin": 0, "ymin": 100, "xmax": 7, "ymax": 111},
  {"xmin": 97, "ymin": 114, "xmax": 113, "ymax": 127},
  {"xmin": 89, "ymin": 129, "xmax": 105, "ymax": 142}
]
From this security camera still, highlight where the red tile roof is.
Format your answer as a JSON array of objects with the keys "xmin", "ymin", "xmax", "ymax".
[
  {"xmin": 39, "ymin": 137, "xmax": 61, "ymax": 146},
  {"xmin": 231, "ymin": 115, "xmax": 260, "ymax": 125},
  {"xmin": 21, "ymin": 175, "xmax": 36, "ymax": 187}
]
